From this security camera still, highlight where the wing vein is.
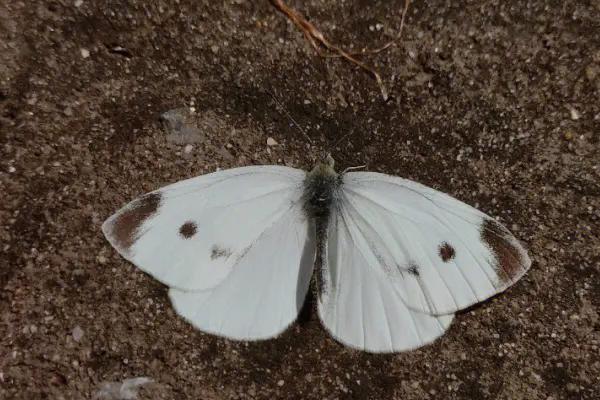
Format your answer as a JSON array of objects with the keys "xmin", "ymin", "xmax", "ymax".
[{"xmin": 376, "ymin": 275, "xmax": 395, "ymax": 350}]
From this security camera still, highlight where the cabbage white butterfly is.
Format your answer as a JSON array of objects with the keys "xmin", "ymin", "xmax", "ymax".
[{"xmin": 102, "ymin": 154, "xmax": 531, "ymax": 353}]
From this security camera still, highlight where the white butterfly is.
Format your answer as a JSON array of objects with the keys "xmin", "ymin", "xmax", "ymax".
[{"xmin": 102, "ymin": 155, "xmax": 531, "ymax": 353}]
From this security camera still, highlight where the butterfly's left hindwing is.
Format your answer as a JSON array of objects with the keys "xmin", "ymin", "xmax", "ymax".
[
  {"xmin": 325, "ymin": 171, "xmax": 531, "ymax": 318},
  {"xmin": 169, "ymin": 206, "xmax": 316, "ymax": 340}
]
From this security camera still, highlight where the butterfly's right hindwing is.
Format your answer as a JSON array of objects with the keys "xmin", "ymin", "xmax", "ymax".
[{"xmin": 317, "ymin": 204, "xmax": 454, "ymax": 353}]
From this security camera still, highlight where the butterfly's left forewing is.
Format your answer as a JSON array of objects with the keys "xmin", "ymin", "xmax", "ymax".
[{"xmin": 103, "ymin": 166, "xmax": 306, "ymax": 291}]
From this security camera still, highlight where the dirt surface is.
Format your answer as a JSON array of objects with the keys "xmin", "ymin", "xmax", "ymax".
[{"xmin": 1, "ymin": 1, "xmax": 600, "ymax": 399}]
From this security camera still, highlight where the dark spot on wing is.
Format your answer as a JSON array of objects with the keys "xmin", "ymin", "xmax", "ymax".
[
  {"xmin": 439, "ymin": 242, "xmax": 456, "ymax": 262},
  {"xmin": 480, "ymin": 218, "xmax": 527, "ymax": 285},
  {"xmin": 211, "ymin": 245, "xmax": 232, "ymax": 260},
  {"xmin": 408, "ymin": 264, "xmax": 420, "ymax": 277},
  {"xmin": 109, "ymin": 192, "xmax": 162, "ymax": 251},
  {"xmin": 179, "ymin": 221, "xmax": 197, "ymax": 239}
]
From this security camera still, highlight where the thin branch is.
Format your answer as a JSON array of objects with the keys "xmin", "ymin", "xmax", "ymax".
[{"xmin": 269, "ymin": 0, "xmax": 396, "ymax": 101}]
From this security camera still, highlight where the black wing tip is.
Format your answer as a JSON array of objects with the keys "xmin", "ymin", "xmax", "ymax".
[
  {"xmin": 480, "ymin": 218, "xmax": 531, "ymax": 286},
  {"xmin": 103, "ymin": 192, "xmax": 163, "ymax": 252}
]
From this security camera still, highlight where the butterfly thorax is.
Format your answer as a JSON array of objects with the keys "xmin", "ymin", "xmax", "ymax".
[{"xmin": 302, "ymin": 161, "xmax": 340, "ymax": 219}]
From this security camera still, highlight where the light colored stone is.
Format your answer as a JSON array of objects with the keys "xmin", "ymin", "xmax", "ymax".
[{"xmin": 72, "ymin": 325, "xmax": 84, "ymax": 342}]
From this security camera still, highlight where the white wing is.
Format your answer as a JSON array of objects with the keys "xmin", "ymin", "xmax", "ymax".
[
  {"xmin": 102, "ymin": 166, "xmax": 307, "ymax": 291},
  {"xmin": 330, "ymin": 171, "xmax": 532, "ymax": 317},
  {"xmin": 169, "ymin": 206, "xmax": 315, "ymax": 340},
  {"xmin": 317, "ymin": 207, "xmax": 454, "ymax": 353},
  {"xmin": 103, "ymin": 165, "xmax": 316, "ymax": 340}
]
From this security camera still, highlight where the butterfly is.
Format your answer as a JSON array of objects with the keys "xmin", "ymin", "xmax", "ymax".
[{"xmin": 102, "ymin": 154, "xmax": 531, "ymax": 353}]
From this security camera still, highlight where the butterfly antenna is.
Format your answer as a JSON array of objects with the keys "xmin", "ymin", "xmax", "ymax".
[
  {"xmin": 266, "ymin": 89, "xmax": 313, "ymax": 145},
  {"xmin": 342, "ymin": 165, "xmax": 367, "ymax": 174},
  {"xmin": 332, "ymin": 131, "xmax": 353, "ymax": 149}
]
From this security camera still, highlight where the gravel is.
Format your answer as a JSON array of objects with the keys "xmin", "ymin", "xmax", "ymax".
[{"xmin": 1, "ymin": 1, "xmax": 599, "ymax": 399}]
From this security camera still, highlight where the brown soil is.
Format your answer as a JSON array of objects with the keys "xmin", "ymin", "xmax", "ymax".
[{"xmin": 1, "ymin": 1, "xmax": 599, "ymax": 399}]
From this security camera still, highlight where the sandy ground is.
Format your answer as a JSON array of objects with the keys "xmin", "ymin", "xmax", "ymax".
[{"xmin": 1, "ymin": 1, "xmax": 599, "ymax": 399}]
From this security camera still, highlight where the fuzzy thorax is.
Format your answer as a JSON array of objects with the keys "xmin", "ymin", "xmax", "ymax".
[{"xmin": 302, "ymin": 158, "xmax": 340, "ymax": 219}]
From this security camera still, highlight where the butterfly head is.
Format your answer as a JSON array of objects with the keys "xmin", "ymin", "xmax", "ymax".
[{"xmin": 309, "ymin": 153, "xmax": 337, "ymax": 178}]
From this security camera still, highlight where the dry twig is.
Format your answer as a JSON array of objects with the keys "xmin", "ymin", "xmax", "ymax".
[{"xmin": 268, "ymin": 0, "xmax": 411, "ymax": 101}]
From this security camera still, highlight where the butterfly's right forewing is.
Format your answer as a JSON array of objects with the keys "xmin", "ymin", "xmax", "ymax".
[{"xmin": 337, "ymin": 171, "xmax": 532, "ymax": 317}]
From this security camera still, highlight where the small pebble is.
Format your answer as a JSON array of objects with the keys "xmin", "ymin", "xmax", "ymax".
[
  {"xmin": 277, "ymin": 380, "xmax": 284, "ymax": 387},
  {"xmin": 267, "ymin": 137, "xmax": 278, "ymax": 146},
  {"xmin": 8, "ymin": 166, "xmax": 16, "ymax": 173},
  {"xmin": 568, "ymin": 106, "xmax": 581, "ymax": 120},
  {"xmin": 184, "ymin": 144, "xmax": 194, "ymax": 154},
  {"xmin": 564, "ymin": 131, "xmax": 574, "ymax": 141},
  {"xmin": 72, "ymin": 325, "xmax": 84, "ymax": 342},
  {"xmin": 80, "ymin": 48, "xmax": 90, "ymax": 58}
]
